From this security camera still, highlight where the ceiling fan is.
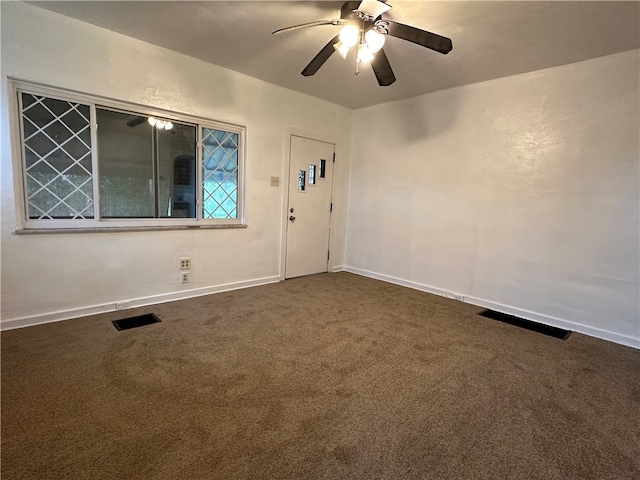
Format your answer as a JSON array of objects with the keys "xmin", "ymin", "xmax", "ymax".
[
  {"xmin": 126, "ymin": 115, "xmax": 174, "ymax": 130},
  {"xmin": 272, "ymin": 0, "xmax": 453, "ymax": 86}
]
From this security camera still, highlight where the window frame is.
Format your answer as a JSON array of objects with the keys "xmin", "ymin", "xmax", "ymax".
[{"xmin": 8, "ymin": 78, "xmax": 246, "ymax": 232}]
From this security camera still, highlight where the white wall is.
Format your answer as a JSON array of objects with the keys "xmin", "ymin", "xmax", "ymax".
[
  {"xmin": 0, "ymin": 1, "xmax": 352, "ymax": 326},
  {"xmin": 346, "ymin": 50, "xmax": 640, "ymax": 347},
  {"xmin": 2, "ymin": 3, "xmax": 638, "ymax": 349}
]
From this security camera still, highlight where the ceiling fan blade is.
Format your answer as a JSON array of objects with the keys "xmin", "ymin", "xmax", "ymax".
[
  {"xmin": 126, "ymin": 116, "xmax": 146, "ymax": 127},
  {"xmin": 370, "ymin": 47, "xmax": 396, "ymax": 86},
  {"xmin": 302, "ymin": 34, "xmax": 341, "ymax": 77},
  {"xmin": 378, "ymin": 20, "xmax": 453, "ymax": 54},
  {"xmin": 272, "ymin": 19, "xmax": 344, "ymax": 35},
  {"xmin": 358, "ymin": 0, "xmax": 392, "ymax": 18}
]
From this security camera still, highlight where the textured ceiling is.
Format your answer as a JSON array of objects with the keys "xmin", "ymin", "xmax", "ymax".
[{"xmin": 28, "ymin": 1, "xmax": 640, "ymax": 109}]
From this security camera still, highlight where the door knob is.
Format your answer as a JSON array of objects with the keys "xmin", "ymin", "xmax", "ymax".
[{"xmin": 289, "ymin": 215, "xmax": 296, "ymax": 222}]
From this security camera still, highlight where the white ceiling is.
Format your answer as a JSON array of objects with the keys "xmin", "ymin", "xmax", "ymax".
[{"xmin": 28, "ymin": 1, "xmax": 640, "ymax": 109}]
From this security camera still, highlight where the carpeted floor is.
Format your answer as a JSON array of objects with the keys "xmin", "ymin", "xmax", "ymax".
[{"xmin": 2, "ymin": 272, "xmax": 639, "ymax": 480}]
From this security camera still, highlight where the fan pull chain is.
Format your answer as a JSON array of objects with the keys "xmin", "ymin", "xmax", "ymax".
[{"xmin": 355, "ymin": 28, "xmax": 363, "ymax": 76}]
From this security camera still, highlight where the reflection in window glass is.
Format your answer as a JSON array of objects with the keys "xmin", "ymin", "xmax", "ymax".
[
  {"xmin": 298, "ymin": 170, "xmax": 306, "ymax": 191},
  {"xmin": 97, "ymin": 109, "xmax": 154, "ymax": 218},
  {"xmin": 96, "ymin": 109, "xmax": 196, "ymax": 218},
  {"xmin": 157, "ymin": 124, "xmax": 197, "ymax": 218}
]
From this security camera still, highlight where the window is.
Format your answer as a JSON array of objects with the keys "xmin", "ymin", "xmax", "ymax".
[
  {"xmin": 95, "ymin": 108, "xmax": 197, "ymax": 219},
  {"xmin": 21, "ymin": 94, "xmax": 94, "ymax": 220},
  {"xmin": 11, "ymin": 80, "xmax": 245, "ymax": 231},
  {"xmin": 202, "ymin": 128, "xmax": 239, "ymax": 219}
]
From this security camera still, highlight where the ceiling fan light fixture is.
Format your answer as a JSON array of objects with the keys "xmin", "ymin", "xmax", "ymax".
[
  {"xmin": 365, "ymin": 29, "xmax": 385, "ymax": 52},
  {"xmin": 358, "ymin": 0, "xmax": 393, "ymax": 19},
  {"xmin": 357, "ymin": 42, "xmax": 374, "ymax": 63},
  {"xmin": 288, "ymin": 0, "xmax": 452, "ymax": 87},
  {"xmin": 339, "ymin": 24, "xmax": 359, "ymax": 47},
  {"xmin": 147, "ymin": 117, "xmax": 173, "ymax": 130},
  {"xmin": 333, "ymin": 41, "xmax": 352, "ymax": 59}
]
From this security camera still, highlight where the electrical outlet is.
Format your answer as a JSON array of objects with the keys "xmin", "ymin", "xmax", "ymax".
[
  {"xmin": 180, "ymin": 271, "xmax": 190, "ymax": 284},
  {"xmin": 270, "ymin": 176, "xmax": 280, "ymax": 187},
  {"xmin": 179, "ymin": 257, "xmax": 191, "ymax": 270}
]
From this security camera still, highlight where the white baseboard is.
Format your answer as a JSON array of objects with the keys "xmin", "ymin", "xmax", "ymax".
[
  {"xmin": 343, "ymin": 266, "xmax": 465, "ymax": 300},
  {"xmin": 1, "ymin": 275, "xmax": 281, "ymax": 331},
  {"xmin": 343, "ymin": 266, "xmax": 640, "ymax": 350},
  {"xmin": 5, "ymin": 268, "xmax": 638, "ymax": 350}
]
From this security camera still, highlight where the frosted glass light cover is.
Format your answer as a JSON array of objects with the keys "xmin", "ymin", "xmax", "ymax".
[
  {"xmin": 333, "ymin": 41, "xmax": 351, "ymax": 59},
  {"xmin": 365, "ymin": 29, "xmax": 385, "ymax": 52},
  {"xmin": 339, "ymin": 24, "xmax": 359, "ymax": 47}
]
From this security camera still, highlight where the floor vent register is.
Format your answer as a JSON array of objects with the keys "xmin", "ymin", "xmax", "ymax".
[
  {"xmin": 478, "ymin": 309, "xmax": 572, "ymax": 340},
  {"xmin": 112, "ymin": 313, "xmax": 161, "ymax": 331}
]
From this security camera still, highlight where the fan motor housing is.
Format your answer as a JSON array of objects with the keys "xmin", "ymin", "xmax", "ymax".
[{"xmin": 341, "ymin": 1, "xmax": 365, "ymax": 19}]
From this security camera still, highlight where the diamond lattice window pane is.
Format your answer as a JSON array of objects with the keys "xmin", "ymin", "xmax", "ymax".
[
  {"xmin": 43, "ymin": 121, "xmax": 74, "ymax": 145},
  {"xmin": 25, "ymin": 133, "xmax": 57, "ymax": 158},
  {"xmin": 78, "ymin": 126, "xmax": 92, "ymax": 147},
  {"xmin": 22, "ymin": 93, "xmax": 37, "ymax": 109},
  {"xmin": 60, "ymin": 106, "xmax": 90, "ymax": 129},
  {"xmin": 21, "ymin": 93, "xmax": 94, "ymax": 219},
  {"xmin": 44, "ymin": 96, "xmax": 75, "ymax": 117},
  {"xmin": 23, "ymin": 119, "xmax": 38, "ymax": 139},
  {"xmin": 23, "ymin": 102, "xmax": 55, "ymax": 129},
  {"xmin": 63, "ymin": 136, "xmax": 92, "ymax": 165},
  {"xmin": 202, "ymin": 128, "xmax": 239, "ymax": 219}
]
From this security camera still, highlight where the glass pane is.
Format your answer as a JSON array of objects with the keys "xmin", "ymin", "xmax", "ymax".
[
  {"xmin": 98, "ymin": 109, "xmax": 196, "ymax": 219},
  {"xmin": 156, "ymin": 123, "xmax": 197, "ymax": 218},
  {"xmin": 202, "ymin": 127, "xmax": 239, "ymax": 219},
  {"xmin": 298, "ymin": 170, "xmax": 306, "ymax": 191},
  {"xmin": 309, "ymin": 164, "xmax": 316, "ymax": 185},
  {"xmin": 97, "ymin": 109, "xmax": 154, "ymax": 218},
  {"xmin": 21, "ymin": 93, "xmax": 93, "ymax": 219},
  {"xmin": 319, "ymin": 159, "xmax": 326, "ymax": 179}
]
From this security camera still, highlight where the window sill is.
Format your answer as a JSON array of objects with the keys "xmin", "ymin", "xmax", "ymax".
[{"xmin": 14, "ymin": 224, "xmax": 248, "ymax": 235}]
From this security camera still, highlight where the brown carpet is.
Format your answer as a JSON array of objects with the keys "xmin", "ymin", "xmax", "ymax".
[{"xmin": 2, "ymin": 272, "xmax": 639, "ymax": 480}]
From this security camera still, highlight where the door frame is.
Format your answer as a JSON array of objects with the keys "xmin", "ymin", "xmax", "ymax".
[{"xmin": 280, "ymin": 128, "xmax": 338, "ymax": 281}]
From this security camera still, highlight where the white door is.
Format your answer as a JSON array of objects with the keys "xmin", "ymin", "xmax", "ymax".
[{"xmin": 285, "ymin": 135, "xmax": 335, "ymax": 279}]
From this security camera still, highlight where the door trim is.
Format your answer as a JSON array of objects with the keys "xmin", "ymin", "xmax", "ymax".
[{"xmin": 280, "ymin": 128, "xmax": 339, "ymax": 281}]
